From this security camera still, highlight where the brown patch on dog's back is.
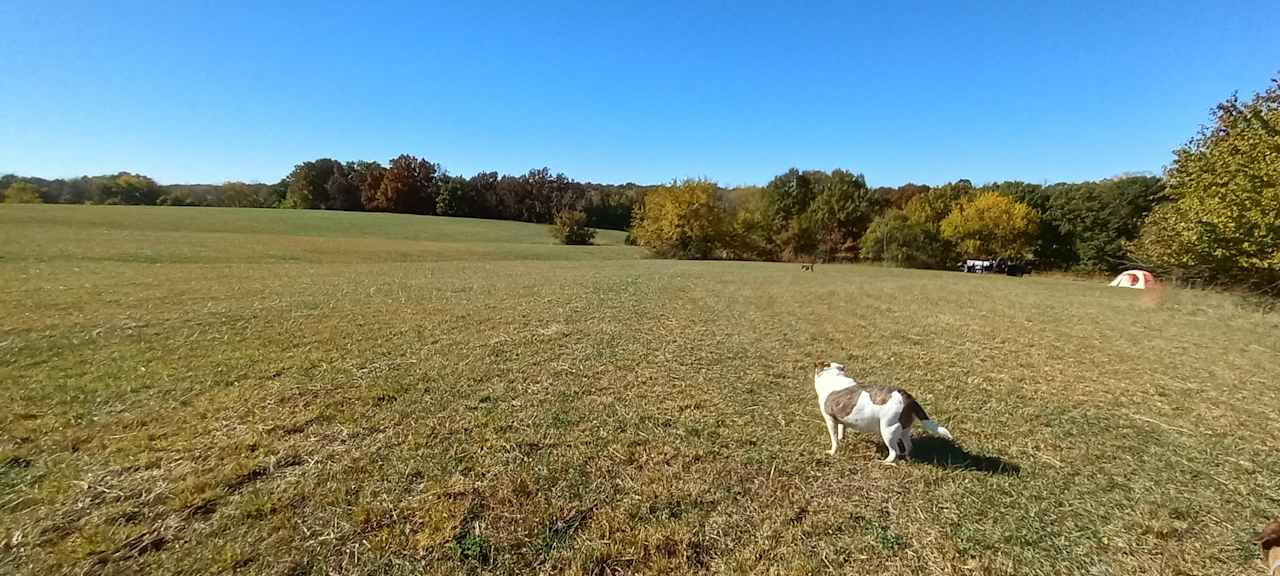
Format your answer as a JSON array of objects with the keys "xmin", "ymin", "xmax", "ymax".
[
  {"xmin": 865, "ymin": 387, "xmax": 895, "ymax": 405},
  {"xmin": 825, "ymin": 386, "xmax": 910, "ymax": 420},
  {"xmin": 835, "ymin": 385, "xmax": 919, "ymax": 428},
  {"xmin": 858, "ymin": 387, "xmax": 919, "ymax": 428},
  {"xmin": 823, "ymin": 387, "xmax": 861, "ymax": 419}
]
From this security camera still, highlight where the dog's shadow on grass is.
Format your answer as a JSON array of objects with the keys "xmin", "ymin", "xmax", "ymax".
[{"xmin": 908, "ymin": 437, "xmax": 1021, "ymax": 476}]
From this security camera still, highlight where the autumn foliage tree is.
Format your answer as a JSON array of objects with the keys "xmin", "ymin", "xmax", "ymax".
[
  {"xmin": 550, "ymin": 209, "xmax": 596, "ymax": 245},
  {"xmin": 631, "ymin": 179, "xmax": 727, "ymax": 259},
  {"xmin": 367, "ymin": 155, "xmax": 437, "ymax": 214},
  {"xmin": 92, "ymin": 173, "xmax": 161, "ymax": 205},
  {"xmin": 348, "ymin": 161, "xmax": 386, "ymax": 210},
  {"xmin": 940, "ymin": 192, "xmax": 1040, "ymax": 259},
  {"xmin": 2, "ymin": 181, "xmax": 43, "ymax": 203}
]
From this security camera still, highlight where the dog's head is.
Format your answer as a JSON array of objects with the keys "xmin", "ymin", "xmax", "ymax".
[
  {"xmin": 814, "ymin": 361, "xmax": 844, "ymax": 377},
  {"xmin": 1262, "ymin": 519, "xmax": 1280, "ymax": 572}
]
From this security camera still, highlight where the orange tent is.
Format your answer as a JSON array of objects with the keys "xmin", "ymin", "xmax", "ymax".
[{"xmin": 1108, "ymin": 269, "xmax": 1154, "ymax": 289}]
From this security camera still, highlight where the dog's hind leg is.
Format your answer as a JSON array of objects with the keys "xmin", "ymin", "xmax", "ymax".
[
  {"xmin": 823, "ymin": 413, "xmax": 840, "ymax": 455},
  {"xmin": 898, "ymin": 431, "xmax": 913, "ymax": 461},
  {"xmin": 837, "ymin": 423, "xmax": 845, "ymax": 441},
  {"xmin": 879, "ymin": 422, "xmax": 902, "ymax": 463}
]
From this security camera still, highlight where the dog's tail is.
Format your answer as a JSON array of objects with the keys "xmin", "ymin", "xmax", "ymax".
[{"xmin": 912, "ymin": 401, "xmax": 952, "ymax": 440}]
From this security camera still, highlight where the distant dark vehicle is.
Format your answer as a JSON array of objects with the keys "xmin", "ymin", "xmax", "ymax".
[{"xmin": 961, "ymin": 258, "xmax": 1031, "ymax": 276}]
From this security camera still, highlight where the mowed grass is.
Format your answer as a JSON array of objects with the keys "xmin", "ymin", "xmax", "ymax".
[
  {"xmin": 1, "ymin": 205, "xmax": 1278, "ymax": 575},
  {"xmin": 0, "ymin": 205, "xmax": 636, "ymax": 265}
]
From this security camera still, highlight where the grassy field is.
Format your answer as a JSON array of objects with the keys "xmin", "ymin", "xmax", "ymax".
[{"xmin": 2, "ymin": 205, "xmax": 1278, "ymax": 575}]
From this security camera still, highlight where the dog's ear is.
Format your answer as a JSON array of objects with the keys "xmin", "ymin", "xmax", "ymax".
[{"xmin": 814, "ymin": 360, "xmax": 830, "ymax": 371}]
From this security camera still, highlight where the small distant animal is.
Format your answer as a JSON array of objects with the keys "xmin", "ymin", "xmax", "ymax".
[
  {"xmin": 813, "ymin": 361, "xmax": 952, "ymax": 463},
  {"xmin": 800, "ymin": 263, "xmax": 814, "ymax": 271},
  {"xmin": 1262, "ymin": 519, "xmax": 1280, "ymax": 574}
]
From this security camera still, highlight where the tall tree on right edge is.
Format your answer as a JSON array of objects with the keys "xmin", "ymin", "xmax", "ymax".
[{"xmin": 1132, "ymin": 74, "xmax": 1280, "ymax": 292}]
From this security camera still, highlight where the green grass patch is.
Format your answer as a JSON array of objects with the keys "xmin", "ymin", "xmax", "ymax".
[{"xmin": 1, "ymin": 205, "xmax": 1277, "ymax": 575}]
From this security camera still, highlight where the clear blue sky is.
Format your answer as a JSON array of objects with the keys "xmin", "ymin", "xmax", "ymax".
[{"xmin": 2, "ymin": 1, "xmax": 1277, "ymax": 187}]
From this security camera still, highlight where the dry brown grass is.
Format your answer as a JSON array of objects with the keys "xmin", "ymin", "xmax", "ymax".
[{"xmin": 1, "ymin": 205, "xmax": 1278, "ymax": 575}]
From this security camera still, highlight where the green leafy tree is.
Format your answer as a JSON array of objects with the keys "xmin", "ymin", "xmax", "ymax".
[
  {"xmin": 583, "ymin": 183, "xmax": 644, "ymax": 230},
  {"xmin": 986, "ymin": 181, "xmax": 1075, "ymax": 268},
  {"xmin": 907, "ymin": 180, "xmax": 973, "ymax": 224},
  {"xmin": 1080, "ymin": 176, "xmax": 1164, "ymax": 268},
  {"xmin": 222, "ymin": 181, "xmax": 267, "ymax": 208},
  {"xmin": 727, "ymin": 186, "xmax": 781, "ymax": 260},
  {"xmin": 1024, "ymin": 176, "xmax": 1164, "ymax": 270},
  {"xmin": 940, "ymin": 192, "xmax": 1041, "ymax": 259},
  {"xmin": 779, "ymin": 212, "xmax": 820, "ymax": 262},
  {"xmin": 283, "ymin": 159, "xmax": 342, "ymax": 209},
  {"xmin": 92, "ymin": 173, "xmax": 161, "ymax": 205},
  {"xmin": 157, "ymin": 188, "xmax": 195, "ymax": 206},
  {"xmin": 1132, "ymin": 75, "xmax": 1280, "ymax": 290},
  {"xmin": 2, "ymin": 181, "xmax": 43, "ymax": 203},
  {"xmin": 727, "ymin": 186, "xmax": 776, "ymax": 259},
  {"xmin": 764, "ymin": 168, "xmax": 817, "ymax": 223},
  {"xmin": 749, "ymin": 168, "xmax": 878, "ymax": 261},
  {"xmin": 466, "ymin": 171, "xmax": 500, "ymax": 218},
  {"xmin": 44, "ymin": 177, "xmax": 92, "ymax": 204},
  {"xmin": 859, "ymin": 209, "xmax": 943, "ymax": 268},
  {"xmin": 806, "ymin": 169, "xmax": 881, "ymax": 259},
  {"xmin": 631, "ymin": 178, "xmax": 727, "ymax": 259},
  {"xmin": 264, "ymin": 180, "xmax": 288, "ymax": 207},
  {"xmin": 435, "ymin": 174, "xmax": 470, "ymax": 216},
  {"xmin": 325, "ymin": 172, "xmax": 361, "ymax": 211},
  {"xmin": 864, "ymin": 180, "xmax": 972, "ymax": 267}
]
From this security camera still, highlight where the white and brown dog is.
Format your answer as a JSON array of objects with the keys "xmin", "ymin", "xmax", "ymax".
[{"xmin": 814, "ymin": 361, "xmax": 952, "ymax": 462}]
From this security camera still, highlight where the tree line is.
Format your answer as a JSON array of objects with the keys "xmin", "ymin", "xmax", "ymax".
[
  {"xmin": 3, "ymin": 74, "xmax": 1277, "ymax": 291},
  {"xmin": 0, "ymin": 161, "xmax": 651, "ymax": 232},
  {"xmin": 630, "ymin": 173, "xmax": 1164, "ymax": 272},
  {"xmin": 630, "ymin": 74, "xmax": 1280, "ymax": 293},
  {"xmin": 274, "ymin": 157, "xmax": 647, "ymax": 231}
]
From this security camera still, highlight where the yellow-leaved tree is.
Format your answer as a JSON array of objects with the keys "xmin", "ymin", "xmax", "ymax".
[
  {"xmin": 940, "ymin": 192, "xmax": 1040, "ymax": 259},
  {"xmin": 2, "ymin": 182, "xmax": 44, "ymax": 204},
  {"xmin": 631, "ymin": 179, "xmax": 726, "ymax": 259}
]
